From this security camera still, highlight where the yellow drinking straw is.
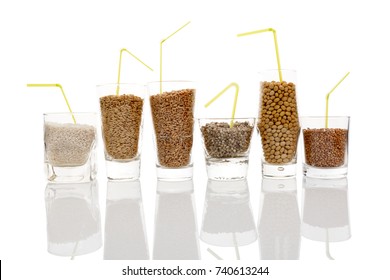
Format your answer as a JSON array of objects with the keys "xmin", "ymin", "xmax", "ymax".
[
  {"xmin": 160, "ymin": 21, "xmax": 191, "ymax": 93},
  {"xmin": 205, "ymin": 82, "xmax": 240, "ymax": 128},
  {"xmin": 325, "ymin": 72, "xmax": 350, "ymax": 128},
  {"xmin": 116, "ymin": 48, "xmax": 154, "ymax": 95},
  {"xmin": 27, "ymin": 83, "xmax": 76, "ymax": 124},
  {"xmin": 237, "ymin": 28, "xmax": 283, "ymax": 82}
]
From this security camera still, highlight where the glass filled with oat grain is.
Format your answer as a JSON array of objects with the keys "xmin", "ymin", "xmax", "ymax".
[
  {"xmin": 97, "ymin": 84, "xmax": 145, "ymax": 180},
  {"xmin": 148, "ymin": 81, "xmax": 195, "ymax": 180},
  {"xmin": 44, "ymin": 112, "xmax": 97, "ymax": 183},
  {"xmin": 301, "ymin": 116, "xmax": 350, "ymax": 178},
  {"xmin": 198, "ymin": 118, "xmax": 255, "ymax": 180}
]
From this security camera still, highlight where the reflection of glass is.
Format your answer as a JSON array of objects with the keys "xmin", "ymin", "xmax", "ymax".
[
  {"xmin": 258, "ymin": 178, "xmax": 300, "ymax": 260},
  {"xmin": 201, "ymin": 179, "xmax": 257, "ymax": 247},
  {"xmin": 45, "ymin": 180, "xmax": 102, "ymax": 256},
  {"xmin": 104, "ymin": 180, "xmax": 149, "ymax": 260},
  {"xmin": 302, "ymin": 177, "xmax": 351, "ymax": 242},
  {"xmin": 153, "ymin": 180, "xmax": 200, "ymax": 260}
]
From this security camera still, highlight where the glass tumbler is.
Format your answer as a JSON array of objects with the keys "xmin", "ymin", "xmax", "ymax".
[
  {"xmin": 199, "ymin": 118, "xmax": 255, "ymax": 180},
  {"xmin": 44, "ymin": 112, "xmax": 97, "ymax": 183},
  {"xmin": 258, "ymin": 69, "xmax": 300, "ymax": 177},
  {"xmin": 148, "ymin": 81, "xmax": 195, "ymax": 180},
  {"xmin": 301, "ymin": 116, "xmax": 350, "ymax": 178},
  {"xmin": 97, "ymin": 83, "xmax": 145, "ymax": 180}
]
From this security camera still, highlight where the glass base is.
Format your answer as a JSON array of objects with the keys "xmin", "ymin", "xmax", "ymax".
[
  {"xmin": 303, "ymin": 164, "xmax": 348, "ymax": 178},
  {"xmin": 302, "ymin": 223, "xmax": 351, "ymax": 242},
  {"xmin": 206, "ymin": 157, "xmax": 249, "ymax": 181},
  {"xmin": 262, "ymin": 162, "xmax": 296, "ymax": 178},
  {"xmin": 46, "ymin": 161, "xmax": 96, "ymax": 183},
  {"xmin": 105, "ymin": 159, "xmax": 140, "ymax": 180},
  {"xmin": 48, "ymin": 232, "xmax": 102, "ymax": 257},
  {"xmin": 156, "ymin": 165, "xmax": 193, "ymax": 181}
]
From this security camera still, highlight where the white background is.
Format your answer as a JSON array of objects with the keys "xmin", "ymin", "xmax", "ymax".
[{"xmin": 1, "ymin": 0, "xmax": 389, "ymax": 279}]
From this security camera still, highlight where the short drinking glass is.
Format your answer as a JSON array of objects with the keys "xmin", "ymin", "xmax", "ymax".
[
  {"xmin": 199, "ymin": 118, "xmax": 255, "ymax": 180},
  {"xmin": 44, "ymin": 112, "xmax": 97, "ymax": 183},
  {"xmin": 301, "ymin": 116, "xmax": 350, "ymax": 178}
]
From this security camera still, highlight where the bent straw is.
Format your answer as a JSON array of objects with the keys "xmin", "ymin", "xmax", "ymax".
[
  {"xmin": 27, "ymin": 83, "xmax": 76, "ymax": 124},
  {"xmin": 205, "ymin": 82, "xmax": 239, "ymax": 128},
  {"xmin": 326, "ymin": 229, "xmax": 335, "ymax": 260},
  {"xmin": 233, "ymin": 232, "xmax": 240, "ymax": 260},
  {"xmin": 237, "ymin": 28, "xmax": 283, "ymax": 82},
  {"xmin": 116, "ymin": 48, "xmax": 154, "ymax": 95},
  {"xmin": 160, "ymin": 21, "xmax": 191, "ymax": 93},
  {"xmin": 325, "ymin": 72, "xmax": 350, "ymax": 128}
]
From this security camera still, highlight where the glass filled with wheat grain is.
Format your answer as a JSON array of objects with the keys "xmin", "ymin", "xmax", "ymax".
[
  {"xmin": 148, "ymin": 81, "xmax": 195, "ymax": 180},
  {"xmin": 97, "ymin": 83, "xmax": 145, "ymax": 180}
]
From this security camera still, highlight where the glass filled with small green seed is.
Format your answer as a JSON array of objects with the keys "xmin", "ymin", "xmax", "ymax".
[
  {"xmin": 258, "ymin": 69, "xmax": 300, "ymax": 177},
  {"xmin": 301, "ymin": 116, "xmax": 350, "ymax": 178},
  {"xmin": 199, "ymin": 118, "xmax": 255, "ymax": 180}
]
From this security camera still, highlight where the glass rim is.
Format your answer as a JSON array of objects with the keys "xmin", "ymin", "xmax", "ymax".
[
  {"xmin": 299, "ymin": 116, "xmax": 350, "ymax": 119},
  {"xmin": 197, "ymin": 117, "xmax": 256, "ymax": 121},
  {"xmin": 43, "ymin": 112, "xmax": 97, "ymax": 116},
  {"xmin": 96, "ymin": 83, "xmax": 146, "ymax": 88},
  {"xmin": 258, "ymin": 68, "xmax": 296, "ymax": 74},
  {"xmin": 147, "ymin": 80, "xmax": 194, "ymax": 85}
]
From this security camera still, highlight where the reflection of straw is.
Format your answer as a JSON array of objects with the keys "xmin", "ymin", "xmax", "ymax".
[
  {"xmin": 237, "ymin": 28, "xmax": 282, "ymax": 82},
  {"xmin": 325, "ymin": 229, "xmax": 335, "ymax": 260},
  {"xmin": 160, "ymin": 21, "xmax": 191, "ymax": 94},
  {"xmin": 207, "ymin": 248, "xmax": 223, "ymax": 260},
  {"xmin": 204, "ymin": 82, "xmax": 239, "ymax": 128},
  {"xmin": 70, "ymin": 240, "xmax": 79, "ymax": 260},
  {"xmin": 233, "ymin": 232, "xmax": 240, "ymax": 260},
  {"xmin": 27, "ymin": 83, "xmax": 76, "ymax": 124},
  {"xmin": 70, "ymin": 223, "xmax": 86, "ymax": 260},
  {"xmin": 116, "ymin": 48, "xmax": 154, "ymax": 95},
  {"xmin": 325, "ymin": 72, "xmax": 350, "ymax": 128}
]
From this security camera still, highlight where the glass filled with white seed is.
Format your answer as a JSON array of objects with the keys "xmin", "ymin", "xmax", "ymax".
[
  {"xmin": 258, "ymin": 69, "xmax": 300, "ymax": 177},
  {"xmin": 301, "ymin": 116, "xmax": 350, "ymax": 178},
  {"xmin": 44, "ymin": 112, "xmax": 97, "ymax": 183},
  {"xmin": 199, "ymin": 118, "xmax": 255, "ymax": 180},
  {"xmin": 97, "ymin": 83, "xmax": 145, "ymax": 180}
]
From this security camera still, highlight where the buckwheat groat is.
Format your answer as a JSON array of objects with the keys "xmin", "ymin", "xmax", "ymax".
[{"xmin": 303, "ymin": 128, "xmax": 348, "ymax": 167}]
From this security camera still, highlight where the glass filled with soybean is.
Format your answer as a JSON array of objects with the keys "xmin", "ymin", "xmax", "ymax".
[{"xmin": 258, "ymin": 69, "xmax": 300, "ymax": 177}]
